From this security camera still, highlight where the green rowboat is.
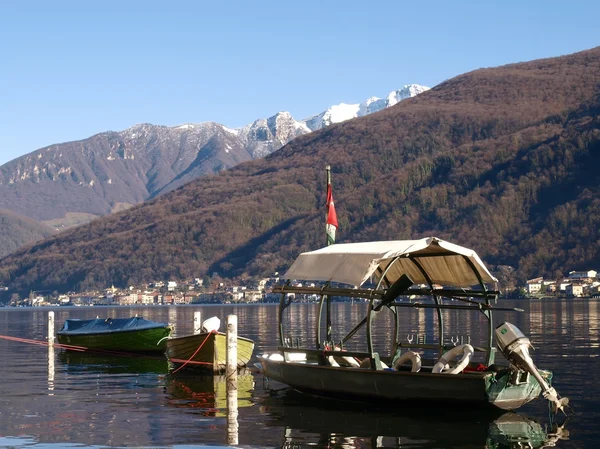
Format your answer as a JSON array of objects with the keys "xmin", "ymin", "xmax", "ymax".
[{"xmin": 56, "ymin": 316, "xmax": 171, "ymax": 353}]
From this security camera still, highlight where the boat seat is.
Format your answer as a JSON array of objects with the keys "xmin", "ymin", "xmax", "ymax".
[{"xmin": 278, "ymin": 346, "xmax": 386, "ymax": 369}]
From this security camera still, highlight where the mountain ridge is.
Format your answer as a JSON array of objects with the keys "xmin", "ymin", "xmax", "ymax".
[{"xmin": 0, "ymin": 84, "xmax": 428, "ymax": 223}]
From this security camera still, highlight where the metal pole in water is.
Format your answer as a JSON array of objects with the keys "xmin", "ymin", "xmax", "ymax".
[
  {"xmin": 194, "ymin": 311, "xmax": 202, "ymax": 334},
  {"xmin": 226, "ymin": 314, "xmax": 239, "ymax": 445}
]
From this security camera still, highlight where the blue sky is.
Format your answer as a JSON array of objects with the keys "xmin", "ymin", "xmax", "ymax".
[{"xmin": 1, "ymin": 0, "xmax": 598, "ymax": 166}]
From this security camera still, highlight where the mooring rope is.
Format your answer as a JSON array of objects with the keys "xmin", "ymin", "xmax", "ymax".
[
  {"xmin": 0, "ymin": 334, "xmax": 88, "ymax": 351},
  {"xmin": 169, "ymin": 330, "xmax": 216, "ymax": 375},
  {"xmin": 0, "ymin": 334, "xmax": 166, "ymax": 359}
]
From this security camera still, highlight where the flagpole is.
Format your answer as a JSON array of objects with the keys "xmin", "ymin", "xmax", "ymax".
[
  {"xmin": 325, "ymin": 165, "xmax": 338, "ymax": 247},
  {"xmin": 326, "ymin": 165, "xmax": 331, "ymax": 246},
  {"xmin": 325, "ymin": 165, "xmax": 333, "ymax": 344}
]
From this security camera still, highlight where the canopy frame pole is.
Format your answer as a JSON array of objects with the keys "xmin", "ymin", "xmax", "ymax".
[
  {"xmin": 374, "ymin": 263, "xmax": 400, "ymax": 360},
  {"xmin": 326, "ymin": 294, "xmax": 332, "ymax": 344},
  {"xmin": 390, "ymin": 303, "xmax": 522, "ymax": 312},
  {"xmin": 408, "ymin": 256, "xmax": 444, "ymax": 357},
  {"xmin": 365, "ymin": 257, "xmax": 401, "ymax": 358},
  {"xmin": 278, "ymin": 280, "xmax": 292, "ymax": 347},
  {"xmin": 366, "ymin": 297, "xmax": 377, "ymax": 358},
  {"xmin": 317, "ymin": 295, "xmax": 324, "ymax": 349},
  {"xmin": 461, "ymin": 255, "xmax": 497, "ymax": 365},
  {"xmin": 316, "ymin": 282, "xmax": 331, "ymax": 349}
]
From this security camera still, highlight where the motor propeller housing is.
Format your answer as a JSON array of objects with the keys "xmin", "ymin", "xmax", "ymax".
[
  {"xmin": 495, "ymin": 322, "xmax": 531, "ymax": 368},
  {"xmin": 495, "ymin": 322, "xmax": 569, "ymax": 414}
]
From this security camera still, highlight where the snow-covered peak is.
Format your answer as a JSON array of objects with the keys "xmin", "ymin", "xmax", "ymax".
[
  {"xmin": 175, "ymin": 124, "xmax": 195, "ymax": 130},
  {"xmin": 303, "ymin": 103, "xmax": 361, "ymax": 131},
  {"xmin": 386, "ymin": 84, "xmax": 430, "ymax": 106},
  {"xmin": 302, "ymin": 84, "xmax": 430, "ymax": 131}
]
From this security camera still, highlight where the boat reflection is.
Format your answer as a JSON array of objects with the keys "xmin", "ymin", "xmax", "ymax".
[
  {"xmin": 259, "ymin": 389, "xmax": 568, "ymax": 448},
  {"xmin": 58, "ymin": 350, "xmax": 169, "ymax": 374},
  {"xmin": 164, "ymin": 369, "xmax": 255, "ymax": 417}
]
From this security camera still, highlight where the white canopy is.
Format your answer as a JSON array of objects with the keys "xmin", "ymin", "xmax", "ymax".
[{"xmin": 283, "ymin": 237, "xmax": 498, "ymax": 288}]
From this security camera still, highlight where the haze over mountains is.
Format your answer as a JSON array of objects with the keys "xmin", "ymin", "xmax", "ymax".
[{"xmin": 1, "ymin": 47, "xmax": 599, "ymax": 298}]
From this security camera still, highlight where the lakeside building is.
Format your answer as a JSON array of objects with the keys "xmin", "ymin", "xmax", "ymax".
[
  {"xmin": 568, "ymin": 270, "xmax": 597, "ymax": 281},
  {"xmin": 524, "ymin": 270, "xmax": 598, "ymax": 298},
  {"xmin": 8, "ymin": 267, "xmax": 600, "ymax": 307},
  {"xmin": 526, "ymin": 277, "xmax": 544, "ymax": 295}
]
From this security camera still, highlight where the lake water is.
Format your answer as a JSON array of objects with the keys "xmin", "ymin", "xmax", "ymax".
[{"xmin": 0, "ymin": 299, "xmax": 598, "ymax": 448}]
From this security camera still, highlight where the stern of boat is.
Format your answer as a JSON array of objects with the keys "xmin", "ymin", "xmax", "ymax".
[{"xmin": 486, "ymin": 368, "xmax": 552, "ymax": 410}]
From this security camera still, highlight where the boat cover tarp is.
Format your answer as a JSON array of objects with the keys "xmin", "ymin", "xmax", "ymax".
[
  {"xmin": 58, "ymin": 317, "xmax": 169, "ymax": 335},
  {"xmin": 283, "ymin": 237, "xmax": 497, "ymax": 288}
]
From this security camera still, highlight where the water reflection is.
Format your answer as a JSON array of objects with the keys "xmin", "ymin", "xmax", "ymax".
[
  {"xmin": 227, "ymin": 375, "xmax": 239, "ymax": 445},
  {"xmin": 58, "ymin": 350, "xmax": 170, "ymax": 374},
  {"xmin": 164, "ymin": 369, "xmax": 254, "ymax": 416},
  {"xmin": 47, "ymin": 344, "xmax": 55, "ymax": 393},
  {"xmin": 259, "ymin": 389, "xmax": 568, "ymax": 449}
]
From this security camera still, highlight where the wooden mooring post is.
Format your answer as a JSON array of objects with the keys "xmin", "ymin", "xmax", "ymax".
[
  {"xmin": 48, "ymin": 311, "xmax": 55, "ymax": 392},
  {"xmin": 48, "ymin": 311, "xmax": 55, "ymax": 345},
  {"xmin": 226, "ymin": 314, "xmax": 238, "ymax": 445},
  {"xmin": 194, "ymin": 311, "xmax": 202, "ymax": 334},
  {"xmin": 226, "ymin": 314, "xmax": 238, "ymax": 378}
]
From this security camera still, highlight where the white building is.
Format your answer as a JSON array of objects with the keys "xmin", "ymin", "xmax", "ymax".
[
  {"xmin": 141, "ymin": 291, "xmax": 158, "ymax": 304},
  {"xmin": 526, "ymin": 277, "xmax": 543, "ymax": 295},
  {"xmin": 568, "ymin": 270, "xmax": 597, "ymax": 280},
  {"xmin": 565, "ymin": 284, "xmax": 584, "ymax": 297}
]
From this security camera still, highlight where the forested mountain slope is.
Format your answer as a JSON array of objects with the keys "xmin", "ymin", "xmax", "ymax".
[
  {"xmin": 0, "ymin": 86, "xmax": 426, "ymax": 256},
  {"xmin": 1, "ymin": 47, "xmax": 599, "ymax": 298},
  {"xmin": 0, "ymin": 210, "xmax": 54, "ymax": 259}
]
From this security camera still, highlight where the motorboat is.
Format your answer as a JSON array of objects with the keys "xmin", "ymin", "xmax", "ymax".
[{"xmin": 258, "ymin": 237, "xmax": 569, "ymax": 412}]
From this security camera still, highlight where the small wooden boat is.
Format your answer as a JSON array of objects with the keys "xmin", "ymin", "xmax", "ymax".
[
  {"xmin": 56, "ymin": 316, "xmax": 171, "ymax": 353},
  {"xmin": 166, "ymin": 317, "xmax": 255, "ymax": 373},
  {"xmin": 258, "ymin": 237, "xmax": 570, "ymax": 412},
  {"xmin": 166, "ymin": 332, "xmax": 255, "ymax": 373}
]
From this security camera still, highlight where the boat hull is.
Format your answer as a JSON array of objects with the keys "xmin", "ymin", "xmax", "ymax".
[
  {"xmin": 57, "ymin": 327, "xmax": 171, "ymax": 353},
  {"xmin": 259, "ymin": 356, "xmax": 544, "ymax": 410},
  {"xmin": 166, "ymin": 332, "xmax": 255, "ymax": 373}
]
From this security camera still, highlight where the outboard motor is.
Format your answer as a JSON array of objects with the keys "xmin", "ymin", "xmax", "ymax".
[{"xmin": 495, "ymin": 322, "xmax": 569, "ymax": 414}]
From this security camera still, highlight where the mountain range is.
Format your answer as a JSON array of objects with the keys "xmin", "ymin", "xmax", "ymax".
[
  {"xmin": 0, "ymin": 84, "xmax": 428, "ymax": 228},
  {"xmin": 0, "ymin": 48, "xmax": 599, "ymax": 299}
]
